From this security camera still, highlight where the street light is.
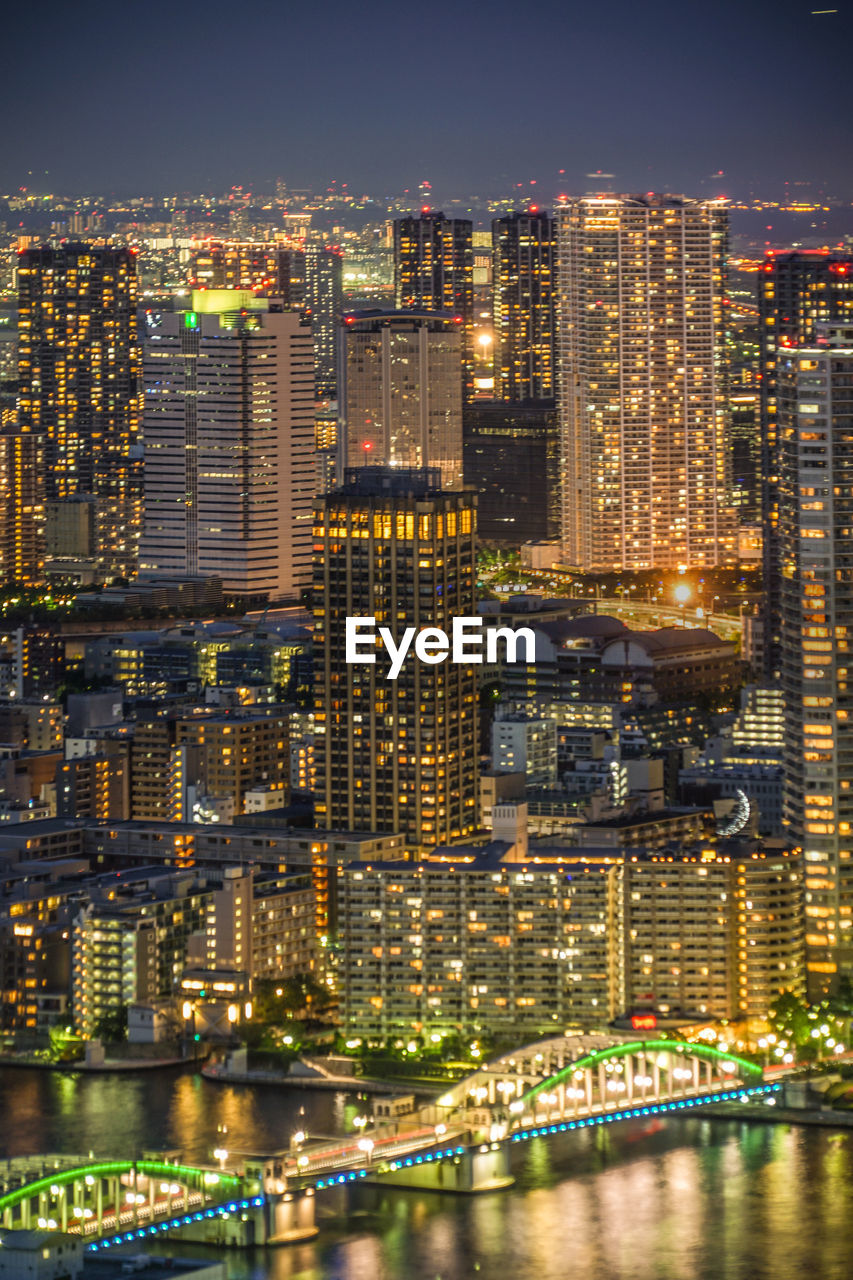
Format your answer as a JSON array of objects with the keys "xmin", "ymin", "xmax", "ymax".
[
  {"xmin": 357, "ymin": 1138, "xmax": 374, "ymax": 1165},
  {"xmin": 213, "ymin": 1147, "xmax": 228, "ymax": 1171}
]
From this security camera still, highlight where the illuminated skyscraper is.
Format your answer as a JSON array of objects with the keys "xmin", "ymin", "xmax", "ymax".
[
  {"xmin": 492, "ymin": 209, "xmax": 555, "ymax": 401},
  {"xmin": 554, "ymin": 195, "xmax": 734, "ymax": 570},
  {"xmin": 394, "ymin": 211, "xmax": 474, "ymax": 396},
  {"xmin": 313, "ymin": 467, "xmax": 478, "ymax": 848},
  {"xmin": 779, "ymin": 322, "xmax": 853, "ymax": 995},
  {"xmin": 305, "ymin": 245, "xmax": 343, "ymax": 401},
  {"xmin": 758, "ymin": 251, "xmax": 853, "ymax": 679},
  {"xmin": 141, "ymin": 292, "xmax": 315, "ymax": 600},
  {"xmin": 340, "ymin": 310, "xmax": 464, "ymax": 490},
  {"xmin": 188, "ymin": 241, "xmax": 305, "ymax": 304},
  {"xmin": 0, "ymin": 428, "xmax": 44, "ymax": 585},
  {"xmin": 17, "ymin": 244, "xmax": 142, "ymax": 579}
]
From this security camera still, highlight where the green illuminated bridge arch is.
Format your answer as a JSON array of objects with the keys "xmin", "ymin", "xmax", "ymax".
[
  {"xmin": 0, "ymin": 1160, "xmax": 241, "ymax": 1215},
  {"xmin": 0, "ymin": 1157, "xmax": 250, "ymax": 1244},
  {"xmin": 434, "ymin": 1033, "xmax": 763, "ymax": 1121},
  {"xmin": 518, "ymin": 1039, "xmax": 761, "ymax": 1109}
]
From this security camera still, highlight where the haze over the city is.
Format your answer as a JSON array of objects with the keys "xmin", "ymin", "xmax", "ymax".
[{"xmin": 4, "ymin": 0, "xmax": 852, "ymax": 198}]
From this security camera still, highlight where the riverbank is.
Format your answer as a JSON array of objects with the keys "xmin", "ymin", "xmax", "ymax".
[
  {"xmin": 0, "ymin": 1052, "xmax": 197, "ymax": 1073},
  {"xmin": 201, "ymin": 1059, "xmax": 436, "ymax": 1095},
  {"xmin": 700, "ymin": 1101, "xmax": 853, "ymax": 1128}
]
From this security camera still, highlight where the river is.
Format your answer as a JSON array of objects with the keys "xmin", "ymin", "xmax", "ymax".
[{"xmin": 0, "ymin": 1065, "xmax": 851, "ymax": 1280}]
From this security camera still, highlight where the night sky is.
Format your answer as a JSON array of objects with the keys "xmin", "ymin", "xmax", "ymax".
[{"xmin": 5, "ymin": 0, "xmax": 852, "ymax": 199}]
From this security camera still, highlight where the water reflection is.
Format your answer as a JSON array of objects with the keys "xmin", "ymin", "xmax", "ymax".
[
  {"xmin": 3, "ymin": 1069, "xmax": 853, "ymax": 1279},
  {"xmin": 0, "ymin": 1067, "xmax": 357, "ymax": 1163}
]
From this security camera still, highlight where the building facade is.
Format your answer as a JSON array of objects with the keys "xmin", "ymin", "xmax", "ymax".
[
  {"xmin": 141, "ymin": 293, "xmax": 315, "ymax": 599},
  {"xmin": 394, "ymin": 212, "xmax": 474, "ymax": 396},
  {"xmin": 305, "ymin": 245, "xmax": 343, "ymax": 401},
  {"xmin": 462, "ymin": 398, "xmax": 559, "ymax": 543},
  {"xmin": 759, "ymin": 251, "xmax": 853, "ymax": 679},
  {"xmin": 492, "ymin": 210, "xmax": 555, "ymax": 401},
  {"xmin": 624, "ymin": 845, "xmax": 804, "ymax": 1020},
  {"xmin": 340, "ymin": 311, "xmax": 464, "ymax": 490},
  {"xmin": 313, "ymin": 468, "xmax": 478, "ymax": 847},
  {"xmin": 0, "ymin": 429, "xmax": 44, "ymax": 586},
  {"xmin": 17, "ymin": 244, "xmax": 142, "ymax": 579},
  {"xmin": 339, "ymin": 849, "xmax": 622, "ymax": 1039},
  {"xmin": 555, "ymin": 195, "xmax": 733, "ymax": 570},
  {"xmin": 779, "ymin": 323, "xmax": 853, "ymax": 993},
  {"xmin": 188, "ymin": 241, "xmax": 305, "ymax": 304}
]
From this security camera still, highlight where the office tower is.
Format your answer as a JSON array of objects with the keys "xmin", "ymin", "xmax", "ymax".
[
  {"xmin": 305, "ymin": 245, "xmax": 343, "ymax": 400},
  {"xmin": 141, "ymin": 292, "xmax": 315, "ymax": 599},
  {"xmin": 758, "ymin": 252, "xmax": 853, "ymax": 679},
  {"xmin": 17, "ymin": 244, "xmax": 143, "ymax": 579},
  {"xmin": 340, "ymin": 310, "xmax": 464, "ymax": 490},
  {"xmin": 779, "ymin": 323, "xmax": 853, "ymax": 995},
  {"xmin": 313, "ymin": 467, "xmax": 478, "ymax": 847},
  {"xmin": 462, "ymin": 399, "xmax": 559, "ymax": 541},
  {"xmin": 188, "ymin": 241, "xmax": 305, "ymax": 305},
  {"xmin": 0, "ymin": 428, "xmax": 44, "ymax": 585},
  {"xmin": 492, "ymin": 209, "xmax": 555, "ymax": 400},
  {"xmin": 729, "ymin": 392, "xmax": 761, "ymax": 520},
  {"xmin": 554, "ymin": 195, "xmax": 734, "ymax": 570},
  {"xmin": 394, "ymin": 211, "xmax": 474, "ymax": 395}
]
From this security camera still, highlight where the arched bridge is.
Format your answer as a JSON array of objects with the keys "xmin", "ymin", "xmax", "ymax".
[
  {"xmin": 0, "ymin": 1156, "xmax": 258, "ymax": 1249},
  {"xmin": 430, "ymin": 1032, "xmax": 764, "ymax": 1129},
  {"xmin": 1, "ymin": 1038, "xmax": 776, "ymax": 1246}
]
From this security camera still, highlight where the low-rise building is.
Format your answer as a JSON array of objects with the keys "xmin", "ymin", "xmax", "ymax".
[{"xmin": 492, "ymin": 716, "xmax": 558, "ymax": 786}]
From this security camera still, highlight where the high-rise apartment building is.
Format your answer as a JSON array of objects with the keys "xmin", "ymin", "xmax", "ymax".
[
  {"xmin": 779, "ymin": 323, "xmax": 853, "ymax": 994},
  {"xmin": 188, "ymin": 241, "xmax": 305, "ymax": 304},
  {"xmin": 394, "ymin": 212, "xmax": 474, "ymax": 396},
  {"xmin": 759, "ymin": 252, "xmax": 853, "ymax": 679},
  {"xmin": 0, "ymin": 428, "xmax": 44, "ymax": 585},
  {"xmin": 555, "ymin": 195, "xmax": 734, "ymax": 570},
  {"xmin": 492, "ymin": 209, "xmax": 555, "ymax": 401},
  {"xmin": 339, "ymin": 848, "xmax": 621, "ymax": 1039},
  {"xmin": 313, "ymin": 467, "xmax": 478, "ymax": 847},
  {"xmin": 624, "ymin": 845, "xmax": 804, "ymax": 1020},
  {"xmin": 340, "ymin": 310, "xmax": 464, "ymax": 490},
  {"xmin": 141, "ymin": 292, "xmax": 315, "ymax": 599},
  {"xmin": 305, "ymin": 245, "xmax": 343, "ymax": 400},
  {"xmin": 17, "ymin": 244, "xmax": 143, "ymax": 579},
  {"xmin": 337, "ymin": 834, "xmax": 802, "ymax": 1037}
]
